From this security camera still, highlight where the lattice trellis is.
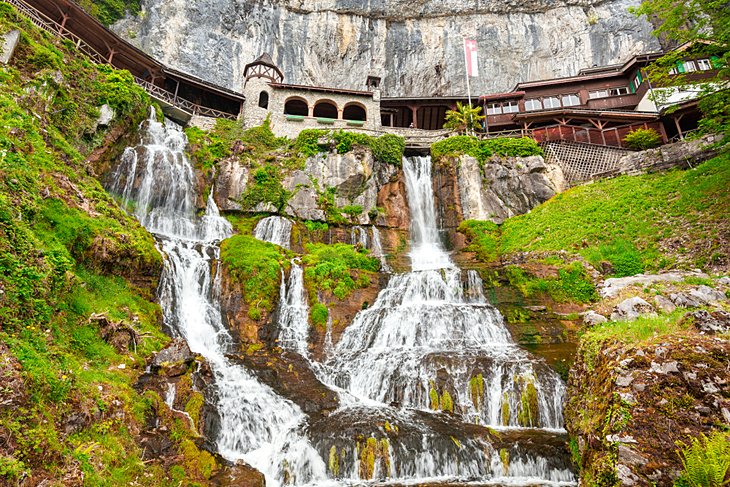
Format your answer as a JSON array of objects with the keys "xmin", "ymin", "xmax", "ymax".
[{"xmin": 541, "ymin": 141, "xmax": 633, "ymax": 185}]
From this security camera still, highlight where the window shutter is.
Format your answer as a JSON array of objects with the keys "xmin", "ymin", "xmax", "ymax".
[
  {"xmin": 676, "ymin": 61, "xmax": 685, "ymax": 73},
  {"xmin": 630, "ymin": 82, "xmax": 636, "ymax": 94},
  {"xmin": 710, "ymin": 56, "xmax": 722, "ymax": 69}
]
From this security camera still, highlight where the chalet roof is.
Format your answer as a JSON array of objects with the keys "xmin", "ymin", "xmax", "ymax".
[{"xmin": 244, "ymin": 53, "xmax": 284, "ymax": 80}]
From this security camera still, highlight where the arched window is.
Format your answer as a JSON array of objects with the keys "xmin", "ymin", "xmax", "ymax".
[
  {"xmin": 258, "ymin": 91, "xmax": 269, "ymax": 109},
  {"xmin": 284, "ymin": 97, "xmax": 308, "ymax": 116},
  {"xmin": 313, "ymin": 100, "xmax": 338, "ymax": 119},
  {"xmin": 343, "ymin": 103, "xmax": 367, "ymax": 121}
]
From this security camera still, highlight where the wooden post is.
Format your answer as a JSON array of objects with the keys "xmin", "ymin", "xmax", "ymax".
[
  {"xmin": 410, "ymin": 106, "xmax": 418, "ymax": 128},
  {"xmin": 107, "ymin": 48, "xmax": 116, "ymax": 64},
  {"xmin": 673, "ymin": 115, "xmax": 685, "ymax": 140},
  {"xmin": 174, "ymin": 80, "xmax": 180, "ymax": 102}
]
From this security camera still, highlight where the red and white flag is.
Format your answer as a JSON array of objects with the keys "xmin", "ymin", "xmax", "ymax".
[{"xmin": 464, "ymin": 39, "xmax": 479, "ymax": 77}]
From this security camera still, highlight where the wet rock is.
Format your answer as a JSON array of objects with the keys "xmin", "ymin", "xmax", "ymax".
[
  {"xmin": 600, "ymin": 271, "xmax": 709, "ymax": 298},
  {"xmin": 684, "ymin": 309, "xmax": 730, "ymax": 334},
  {"xmin": 653, "ymin": 295, "xmax": 676, "ymax": 313},
  {"xmin": 610, "ymin": 297, "xmax": 655, "ymax": 321},
  {"xmin": 618, "ymin": 445, "xmax": 647, "ymax": 466},
  {"xmin": 233, "ymin": 349, "xmax": 339, "ymax": 419},
  {"xmin": 583, "ymin": 310, "xmax": 608, "ymax": 326},
  {"xmin": 152, "ymin": 339, "xmax": 195, "ymax": 376}
]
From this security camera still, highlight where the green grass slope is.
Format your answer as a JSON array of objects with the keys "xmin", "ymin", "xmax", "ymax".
[
  {"xmin": 461, "ymin": 153, "xmax": 730, "ymax": 276},
  {"xmin": 0, "ymin": 5, "xmax": 222, "ymax": 485}
]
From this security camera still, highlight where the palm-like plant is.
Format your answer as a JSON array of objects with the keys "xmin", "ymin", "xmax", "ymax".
[{"xmin": 443, "ymin": 102, "xmax": 485, "ymax": 134}]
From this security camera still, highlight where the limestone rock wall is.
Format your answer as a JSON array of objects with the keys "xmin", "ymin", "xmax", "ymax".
[
  {"xmin": 435, "ymin": 154, "xmax": 566, "ymax": 232},
  {"xmin": 112, "ymin": 0, "xmax": 660, "ymax": 97}
]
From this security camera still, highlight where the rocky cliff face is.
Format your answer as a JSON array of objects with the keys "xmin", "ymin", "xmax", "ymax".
[{"xmin": 113, "ymin": 0, "xmax": 660, "ymax": 96}]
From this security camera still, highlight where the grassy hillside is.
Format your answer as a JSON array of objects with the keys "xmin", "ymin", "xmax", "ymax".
[
  {"xmin": 0, "ymin": 5, "xmax": 224, "ymax": 485},
  {"xmin": 460, "ymin": 153, "xmax": 730, "ymax": 275}
]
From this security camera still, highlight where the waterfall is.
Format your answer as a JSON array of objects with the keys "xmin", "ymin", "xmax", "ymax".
[
  {"xmin": 314, "ymin": 156, "xmax": 572, "ymax": 482},
  {"xmin": 254, "ymin": 215, "xmax": 293, "ymax": 249},
  {"xmin": 350, "ymin": 225, "xmax": 369, "ymax": 248},
  {"xmin": 371, "ymin": 225, "xmax": 392, "ymax": 273},
  {"xmin": 278, "ymin": 261, "xmax": 311, "ymax": 357},
  {"xmin": 110, "ymin": 108, "xmax": 326, "ymax": 486}
]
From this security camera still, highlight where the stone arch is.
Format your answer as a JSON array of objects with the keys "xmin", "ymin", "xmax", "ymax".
[
  {"xmin": 343, "ymin": 102, "xmax": 367, "ymax": 121},
  {"xmin": 313, "ymin": 99, "xmax": 339, "ymax": 119},
  {"xmin": 258, "ymin": 91, "xmax": 269, "ymax": 109},
  {"xmin": 284, "ymin": 96, "xmax": 309, "ymax": 116}
]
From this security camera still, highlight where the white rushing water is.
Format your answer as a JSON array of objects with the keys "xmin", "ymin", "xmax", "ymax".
[
  {"xmin": 112, "ymin": 112, "xmax": 572, "ymax": 485},
  {"xmin": 111, "ymin": 109, "xmax": 326, "ymax": 486},
  {"xmin": 314, "ymin": 156, "xmax": 571, "ymax": 482},
  {"xmin": 255, "ymin": 215, "xmax": 293, "ymax": 249}
]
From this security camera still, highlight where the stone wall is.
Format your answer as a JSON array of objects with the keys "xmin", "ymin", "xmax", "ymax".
[
  {"xmin": 243, "ymin": 78, "xmax": 381, "ymax": 137},
  {"xmin": 612, "ymin": 134, "xmax": 721, "ymax": 176}
]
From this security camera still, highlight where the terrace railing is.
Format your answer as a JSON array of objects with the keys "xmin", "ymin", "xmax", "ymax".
[{"xmin": 5, "ymin": 0, "xmax": 238, "ymax": 120}]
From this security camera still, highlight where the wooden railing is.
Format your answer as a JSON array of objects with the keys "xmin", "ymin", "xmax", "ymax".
[{"xmin": 5, "ymin": 0, "xmax": 238, "ymax": 121}]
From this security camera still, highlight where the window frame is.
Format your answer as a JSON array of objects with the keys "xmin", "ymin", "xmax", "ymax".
[
  {"xmin": 697, "ymin": 59, "xmax": 712, "ymax": 71},
  {"xmin": 486, "ymin": 103, "xmax": 503, "ymax": 115},
  {"xmin": 502, "ymin": 101, "xmax": 520, "ymax": 113},
  {"xmin": 543, "ymin": 96, "xmax": 561, "ymax": 109},
  {"xmin": 524, "ymin": 98, "xmax": 543, "ymax": 111},
  {"xmin": 561, "ymin": 94, "xmax": 580, "ymax": 107}
]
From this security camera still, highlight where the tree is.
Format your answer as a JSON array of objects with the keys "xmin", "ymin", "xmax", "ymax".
[
  {"xmin": 443, "ymin": 102, "xmax": 485, "ymax": 135},
  {"xmin": 631, "ymin": 0, "xmax": 729, "ymax": 143}
]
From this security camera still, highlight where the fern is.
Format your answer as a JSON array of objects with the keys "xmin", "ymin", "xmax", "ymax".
[{"xmin": 675, "ymin": 432, "xmax": 730, "ymax": 487}]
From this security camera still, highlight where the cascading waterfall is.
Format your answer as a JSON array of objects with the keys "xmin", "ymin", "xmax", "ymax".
[
  {"xmin": 110, "ymin": 109, "xmax": 326, "ymax": 486},
  {"xmin": 314, "ymin": 156, "xmax": 573, "ymax": 483},
  {"xmin": 277, "ymin": 261, "xmax": 311, "ymax": 357},
  {"xmin": 371, "ymin": 225, "xmax": 392, "ymax": 273},
  {"xmin": 255, "ymin": 215, "xmax": 293, "ymax": 249}
]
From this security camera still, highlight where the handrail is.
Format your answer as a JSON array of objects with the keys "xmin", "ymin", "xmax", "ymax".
[{"xmin": 4, "ymin": 0, "xmax": 238, "ymax": 121}]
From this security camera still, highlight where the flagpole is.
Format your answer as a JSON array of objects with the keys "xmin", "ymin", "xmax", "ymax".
[{"xmin": 463, "ymin": 38, "xmax": 473, "ymax": 135}]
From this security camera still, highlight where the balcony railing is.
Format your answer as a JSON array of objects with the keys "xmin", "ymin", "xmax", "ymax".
[{"xmin": 5, "ymin": 0, "xmax": 238, "ymax": 121}]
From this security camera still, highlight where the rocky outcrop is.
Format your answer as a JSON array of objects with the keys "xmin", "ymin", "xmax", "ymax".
[
  {"xmin": 435, "ymin": 154, "xmax": 566, "ymax": 229},
  {"xmin": 566, "ymin": 332, "xmax": 729, "ymax": 486},
  {"xmin": 600, "ymin": 271, "xmax": 710, "ymax": 299},
  {"xmin": 282, "ymin": 147, "xmax": 400, "ymax": 224},
  {"xmin": 113, "ymin": 0, "xmax": 659, "ymax": 97},
  {"xmin": 614, "ymin": 134, "xmax": 721, "ymax": 177}
]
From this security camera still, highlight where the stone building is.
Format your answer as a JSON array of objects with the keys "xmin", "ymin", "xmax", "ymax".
[{"xmin": 242, "ymin": 53, "xmax": 382, "ymax": 138}]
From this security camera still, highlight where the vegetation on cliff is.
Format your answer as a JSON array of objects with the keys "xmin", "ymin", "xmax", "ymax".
[
  {"xmin": 0, "ymin": 6, "xmax": 226, "ymax": 484},
  {"xmin": 78, "ymin": 0, "xmax": 142, "ymax": 26},
  {"xmin": 431, "ymin": 135, "xmax": 543, "ymax": 164},
  {"xmin": 294, "ymin": 129, "xmax": 405, "ymax": 166},
  {"xmin": 460, "ymin": 154, "xmax": 729, "ymax": 274}
]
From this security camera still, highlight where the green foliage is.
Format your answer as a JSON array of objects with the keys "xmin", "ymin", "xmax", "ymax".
[
  {"xmin": 496, "ymin": 154, "xmax": 729, "ymax": 274},
  {"xmin": 310, "ymin": 303, "xmax": 329, "ymax": 328},
  {"xmin": 371, "ymin": 133, "xmax": 405, "ymax": 167},
  {"xmin": 431, "ymin": 135, "xmax": 543, "ymax": 163},
  {"xmin": 458, "ymin": 220, "xmax": 500, "ymax": 262},
  {"xmin": 675, "ymin": 432, "xmax": 730, "ymax": 487},
  {"xmin": 220, "ymin": 235, "xmax": 288, "ymax": 317},
  {"xmin": 77, "ymin": 0, "xmax": 142, "ymax": 26},
  {"xmin": 95, "ymin": 65, "xmax": 148, "ymax": 115},
  {"xmin": 302, "ymin": 243, "xmax": 379, "ymax": 300},
  {"xmin": 293, "ymin": 129, "xmax": 405, "ymax": 166},
  {"xmin": 238, "ymin": 165, "xmax": 291, "ymax": 212},
  {"xmin": 631, "ymin": 0, "xmax": 729, "ymax": 144},
  {"xmin": 623, "ymin": 128, "xmax": 662, "ymax": 150},
  {"xmin": 504, "ymin": 263, "xmax": 598, "ymax": 304},
  {"xmin": 0, "ymin": 456, "xmax": 27, "ymax": 479},
  {"xmin": 443, "ymin": 102, "xmax": 485, "ymax": 134}
]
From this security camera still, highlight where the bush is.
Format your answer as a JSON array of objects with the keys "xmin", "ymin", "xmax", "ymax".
[
  {"xmin": 302, "ymin": 243, "xmax": 380, "ymax": 300},
  {"xmin": 293, "ymin": 130, "xmax": 404, "ymax": 166},
  {"xmin": 623, "ymin": 128, "xmax": 662, "ymax": 150},
  {"xmin": 238, "ymin": 165, "xmax": 291, "ymax": 212},
  {"xmin": 431, "ymin": 135, "xmax": 542, "ymax": 163},
  {"xmin": 310, "ymin": 303, "xmax": 329, "ymax": 327}
]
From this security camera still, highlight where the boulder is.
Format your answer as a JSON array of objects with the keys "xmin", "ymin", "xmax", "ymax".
[
  {"xmin": 152, "ymin": 339, "xmax": 195, "ymax": 376},
  {"xmin": 688, "ymin": 285, "xmax": 725, "ymax": 305},
  {"xmin": 583, "ymin": 310, "xmax": 608, "ymax": 326},
  {"xmin": 653, "ymin": 295, "xmax": 676, "ymax": 313},
  {"xmin": 600, "ymin": 271, "xmax": 709, "ymax": 299},
  {"xmin": 610, "ymin": 297, "xmax": 655, "ymax": 321}
]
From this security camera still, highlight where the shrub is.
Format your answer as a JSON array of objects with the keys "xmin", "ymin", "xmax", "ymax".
[
  {"xmin": 431, "ymin": 136, "xmax": 542, "ymax": 163},
  {"xmin": 238, "ymin": 165, "xmax": 291, "ymax": 212},
  {"xmin": 623, "ymin": 128, "xmax": 662, "ymax": 150},
  {"xmin": 371, "ymin": 133, "xmax": 405, "ymax": 166},
  {"xmin": 310, "ymin": 303, "xmax": 329, "ymax": 327},
  {"xmin": 293, "ymin": 130, "xmax": 404, "ymax": 166},
  {"xmin": 302, "ymin": 243, "xmax": 380, "ymax": 300}
]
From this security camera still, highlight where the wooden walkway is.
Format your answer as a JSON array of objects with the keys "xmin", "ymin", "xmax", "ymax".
[{"xmin": 5, "ymin": 0, "xmax": 240, "ymax": 121}]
